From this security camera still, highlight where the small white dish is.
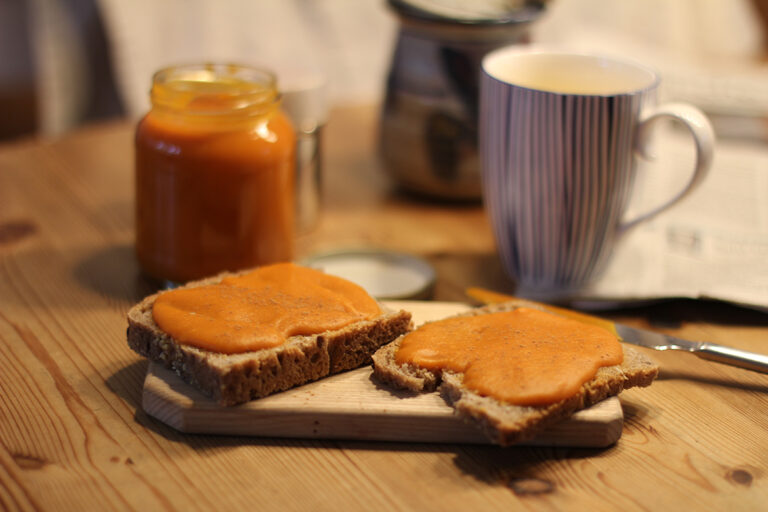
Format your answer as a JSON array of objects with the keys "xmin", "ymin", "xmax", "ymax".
[{"xmin": 301, "ymin": 249, "xmax": 436, "ymax": 300}]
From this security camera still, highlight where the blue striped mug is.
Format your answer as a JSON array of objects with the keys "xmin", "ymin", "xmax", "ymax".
[{"xmin": 480, "ymin": 47, "xmax": 714, "ymax": 297}]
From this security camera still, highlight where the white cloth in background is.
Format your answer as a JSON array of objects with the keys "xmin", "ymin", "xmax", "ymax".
[
  {"xmin": 95, "ymin": 0, "xmax": 397, "ymax": 118},
  {"xmin": 29, "ymin": 0, "xmax": 767, "ymax": 132},
  {"xmin": 533, "ymin": 0, "xmax": 766, "ymax": 66},
  {"xmin": 95, "ymin": 0, "xmax": 766, "ymax": 120}
]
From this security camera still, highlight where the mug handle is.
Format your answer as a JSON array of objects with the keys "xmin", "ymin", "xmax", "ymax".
[{"xmin": 618, "ymin": 102, "xmax": 715, "ymax": 234}]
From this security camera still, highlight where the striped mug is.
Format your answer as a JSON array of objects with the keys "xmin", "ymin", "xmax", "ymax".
[{"xmin": 480, "ymin": 47, "xmax": 715, "ymax": 296}]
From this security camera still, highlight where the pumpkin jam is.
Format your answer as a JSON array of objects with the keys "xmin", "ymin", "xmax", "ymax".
[
  {"xmin": 152, "ymin": 263, "xmax": 382, "ymax": 354},
  {"xmin": 395, "ymin": 308, "xmax": 623, "ymax": 406},
  {"xmin": 135, "ymin": 65, "xmax": 295, "ymax": 283}
]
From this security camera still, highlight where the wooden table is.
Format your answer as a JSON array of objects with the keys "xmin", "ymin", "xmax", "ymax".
[{"xmin": 1, "ymin": 105, "xmax": 766, "ymax": 511}]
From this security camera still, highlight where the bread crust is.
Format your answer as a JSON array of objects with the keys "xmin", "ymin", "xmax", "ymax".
[
  {"xmin": 371, "ymin": 302, "xmax": 659, "ymax": 446},
  {"xmin": 127, "ymin": 271, "xmax": 412, "ymax": 406}
]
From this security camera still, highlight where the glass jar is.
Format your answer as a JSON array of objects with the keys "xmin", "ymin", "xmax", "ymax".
[{"xmin": 135, "ymin": 63, "xmax": 296, "ymax": 284}]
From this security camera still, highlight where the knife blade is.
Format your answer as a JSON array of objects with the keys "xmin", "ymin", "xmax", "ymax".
[
  {"xmin": 466, "ymin": 287, "xmax": 768, "ymax": 375},
  {"xmin": 613, "ymin": 324, "xmax": 768, "ymax": 374}
]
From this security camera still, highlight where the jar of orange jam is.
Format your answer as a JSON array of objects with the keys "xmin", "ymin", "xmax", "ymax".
[{"xmin": 135, "ymin": 63, "xmax": 296, "ymax": 284}]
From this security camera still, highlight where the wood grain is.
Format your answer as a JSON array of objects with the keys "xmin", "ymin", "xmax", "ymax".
[
  {"xmin": 143, "ymin": 363, "xmax": 624, "ymax": 446},
  {"xmin": 0, "ymin": 108, "xmax": 767, "ymax": 511},
  {"xmin": 141, "ymin": 301, "xmax": 624, "ymax": 447}
]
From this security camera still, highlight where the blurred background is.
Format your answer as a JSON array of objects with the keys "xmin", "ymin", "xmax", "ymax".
[{"xmin": 1, "ymin": 0, "xmax": 767, "ymax": 142}]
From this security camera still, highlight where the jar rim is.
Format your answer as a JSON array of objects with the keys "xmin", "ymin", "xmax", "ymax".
[{"xmin": 150, "ymin": 63, "xmax": 279, "ymax": 116}]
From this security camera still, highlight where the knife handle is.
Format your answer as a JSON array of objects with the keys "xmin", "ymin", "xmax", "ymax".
[{"xmin": 696, "ymin": 343, "xmax": 768, "ymax": 374}]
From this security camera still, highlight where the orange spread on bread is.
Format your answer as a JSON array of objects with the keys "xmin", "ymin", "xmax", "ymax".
[
  {"xmin": 152, "ymin": 263, "xmax": 382, "ymax": 353},
  {"xmin": 394, "ymin": 308, "xmax": 623, "ymax": 406}
]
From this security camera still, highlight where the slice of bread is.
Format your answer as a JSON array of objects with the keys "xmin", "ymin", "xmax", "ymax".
[
  {"xmin": 127, "ymin": 271, "xmax": 412, "ymax": 406},
  {"xmin": 372, "ymin": 303, "xmax": 659, "ymax": 446}
]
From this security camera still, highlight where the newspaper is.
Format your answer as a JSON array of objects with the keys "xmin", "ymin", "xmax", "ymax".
[{"xmin": 574, "ymin": 131, "xmax": 768, "ymax": 310}]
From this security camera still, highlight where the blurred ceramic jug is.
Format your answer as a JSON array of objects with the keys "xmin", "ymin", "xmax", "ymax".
[{"xmin": 380, "ymin": 0, "xmax": 544, "ymax": 200}]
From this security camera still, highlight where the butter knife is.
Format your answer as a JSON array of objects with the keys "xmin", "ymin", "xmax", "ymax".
[
  {"xmin": 466, "ymin": 287, "xmax": 768, "ymax": 375},
  {"xmin": 613, "ymin": 324, "xmax": 768, "ymax": 374}
]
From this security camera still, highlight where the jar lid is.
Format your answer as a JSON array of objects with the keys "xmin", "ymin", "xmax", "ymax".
[{"xmin": 301, "ymin": 249, "xmax": 436, "ymax": 300}]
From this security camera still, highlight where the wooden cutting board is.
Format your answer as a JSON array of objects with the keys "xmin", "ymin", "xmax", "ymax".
[{"xmin": 142, "ymin": 300, "xmax": 624, "ymax": 447}]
